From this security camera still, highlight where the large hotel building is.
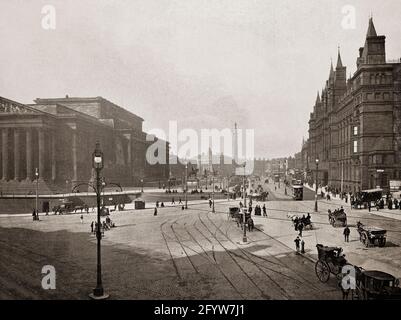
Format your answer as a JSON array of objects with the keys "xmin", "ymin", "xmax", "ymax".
[{"xmin": 302, "ymin": 18, "xmax": 401, "ymax": 192}]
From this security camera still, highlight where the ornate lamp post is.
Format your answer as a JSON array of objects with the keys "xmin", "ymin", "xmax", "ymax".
[
  {"xmin": 185, "ymin": 164, "xmax": 188, "ymax": 209},
  {"xmin": 315, "ymin": 158, "xmax": 319, "ymax": 212},
  {"xmin": 278, "ymin": 161, "xmax": 281, "ymax": 189},
  {"xmin": 35, "ymin": 168, "xmax": 39, "ymax": 220},
  {"xmin": 89, "ymin": 142, "xmax": 109, "ymax": 300},
  {"xmin": 243, "ymin": 164, "xmax": 247, "ymax": 243},
  {"xmin": 212, "ymin": 169, "xmax": 216, "ymax": 213}
]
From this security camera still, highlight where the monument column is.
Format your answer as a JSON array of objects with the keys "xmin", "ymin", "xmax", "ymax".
[
  {"xmin": 2, "ymin": 128, "xmax": 9, "ymax": 180},
  {"xmin": 26, "ymin": 128, "xmax": 33, "ymax": 180},
  {"xmin": 38, "ymin": 128, "xmax": 45, "ymax": 179},
  {"xmin": 51, "ymin": 133, "xmax": 56, "ymax": 181},
  {"xmin": 14, "ymin": 129, "xmax": 21, "ymax": 180},
  {"xmin": 72, "ymin": 131, "xmax": 78, "ymax": 182}
]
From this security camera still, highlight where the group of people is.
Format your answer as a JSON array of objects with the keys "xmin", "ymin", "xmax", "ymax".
[
  {"xmin": 253, "ymin": 204, "xmax": 267, "ymax": 217},
  {"xmin": 238, "ymin": 201, "xmax": 267, "ymax": 218},
  {"xmin": 294, "ymin": 236, "xmax": 305, "ymax": 254},
  {"xmin": 90, "ymin": 216, "xmax": 115, "ymax": 234},
  {"xmin": 155, "ymin": 201, "xmax": 165, "ymax": 208},
  {"xmin": 293, "ymin": 214, "xmax": 311, "ymax": 253},
  {"xmin": 165, "ymin": 189, "xmax": 179, "ymax": 194}
]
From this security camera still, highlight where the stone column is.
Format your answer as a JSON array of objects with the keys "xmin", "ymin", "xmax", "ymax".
[
  {"xmin": 26, "ymin": 129, "xmax": 33, "ymax": 180},
  {"xmin": 2, "ymin": 128, "xmax": 9, "ymax": 180},
  {"xmin": 51, "ymin": 133, "xmax": 56, "ymax": 181},
  {"xmin": 127, "ymin": 137, "xmax": 132, "ymax": 168},
  {"xmin": 38, "ymin": 129, "xmax": 45, "ymax": 179},
  {"xmin": 72, "ymin": 131, "xmax": 78, "ymax": 182},
  {"xmin": 14, "ymin": 129, "xmax": 21, "ymax": 180}
]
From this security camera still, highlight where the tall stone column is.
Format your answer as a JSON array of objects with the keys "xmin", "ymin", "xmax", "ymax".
[
  {"xmin": 51, "ymin": 133, "xmax": 56, "ymax": 181},
  {"xmin": 38, "ymin": 128, "xmax": 45, "ymax": 179},
  {"xmin": 26, "ymin": 129, "xmax": 33, "ymax": 180},
  {"xmin": 14, "ymin": 129, "xmax": 21, "ymax": 180},
  {"xmin": 2, "ymin": 128, "xmax": 9, "ymax": 180},
  {"xmin": 72, "ymin": 131, "xmax": 78, "ymax": 182}
]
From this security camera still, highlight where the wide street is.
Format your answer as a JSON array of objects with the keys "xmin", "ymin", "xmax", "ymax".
[{"xmin": 1, "ymin": 183, "xmax": 401, "ymax": 300}]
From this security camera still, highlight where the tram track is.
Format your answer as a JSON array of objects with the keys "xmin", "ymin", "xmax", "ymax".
[
  {"xmin": 202, "ymin": 210, "xmax": 322, "ymax": 294},
  {"xmin": 196, "ymin": 211, "xmax": 273, "ymax": 299},
  {"xmin": 182, "ymin": 220, "xmax": 245, "ymax": 299}
]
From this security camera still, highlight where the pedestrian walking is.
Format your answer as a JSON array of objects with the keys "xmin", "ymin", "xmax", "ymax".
[
  {"xmin": 343, "ymin": 226, "xmax": 350, "ymax": 242},
  {"xmin": 179, "ymin": 198, "xmax": 182, "ymax": 204},
  {"xmin": 262, "ymin": 204, "xmax": 267, "ymax": 217},
  {"xmin": 209, "ymin": 199, "xmax": 212, "ymax": 208},
  {"xmin": 171, "ymin": 197, "xmax": 175, "ymax": 204},
  {"xmin": 90, "ymin": 221, "xmax": 94, "ymax": 233},
  {"xmin": 298, "ymin": 222, "xmax": 303, "ymax": 237},
  {"xmin": 154, "ymin": 207, "xmax": 158, "ymax": 216},
  {"xmin": 294, "ymin": 236, "xmax": 301, "ymax": 253},
  {"xmin": 301, "ymin": 239, "xmax": 305, "ymax": 253},
  {"xmin": 338, "ymin": 276, "xmax": 351, "ymax": 300},
  {"xmin": 32, "ymin": 209, "xmax": 36, "ymax": 221}
]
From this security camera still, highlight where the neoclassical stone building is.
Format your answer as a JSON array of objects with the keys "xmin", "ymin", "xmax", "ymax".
[
  {"xmin": 304, "ymin": 18, "xmax": 401, "ymax": 192},
  {"xmin": 0, "ymin": 96, "xmax": 169, "ymax": 194}
]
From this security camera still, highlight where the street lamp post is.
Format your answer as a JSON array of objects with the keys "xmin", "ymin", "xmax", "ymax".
[
  {"xmin": 278, "ymin": 162, "xmax": 281, "ymax": 189},
  {"xmin": 212, "ymin": 170, "xmax": 215, "ymax": 213},
  {"xmin": 242, "ymin": 165, "xmax": 247, "ymax": 243},
  {"xmin": 141, "ymin": 179, "xmax": 144, "ymax": 193},
  {"xmin": 89, "ymin": 142, "xmax": 109, "ymax": 300},
  {"xmin": 185, "ymin": 164, "xmax": 188, "ymax": 209},
  {"xmin": 315, "ymin": 158, "xmax": 319, "ymax": 212},
  {"xmin": 35, "ymin": 168, "xmax": 39, "ymax": 220},
  {"xmin": 227, "ymin": 176, "xmax": 230, "ymax": 201}
]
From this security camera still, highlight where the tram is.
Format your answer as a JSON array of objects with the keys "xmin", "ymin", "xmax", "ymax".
[{"xmin": 292, "ymin": 185, "xmax": 304, "ymax": 201}]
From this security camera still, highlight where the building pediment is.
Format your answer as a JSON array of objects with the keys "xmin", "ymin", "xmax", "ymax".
[{"xmin": 0, "ymin": 96, "xmax": 42, "ymax": 115}]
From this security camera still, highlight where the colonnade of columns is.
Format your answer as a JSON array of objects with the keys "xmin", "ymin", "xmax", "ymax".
[{"xmin": 0, "ymin": 127, "xmax": 57, "ymax": 181}]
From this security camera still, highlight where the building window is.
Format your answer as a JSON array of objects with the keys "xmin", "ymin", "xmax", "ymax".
[
  {"xmin": 353, "ymin": 141, "xmax": 358, "ymax": 153},
  {"xmin": 353, "ymin": 126, "xmax": 358, "ymax": 136}
]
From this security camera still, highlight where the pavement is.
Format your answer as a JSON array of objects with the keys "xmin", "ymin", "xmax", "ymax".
[{"xmin": 1, "ymin": 181, "xmax": 400, "ymax": 300}]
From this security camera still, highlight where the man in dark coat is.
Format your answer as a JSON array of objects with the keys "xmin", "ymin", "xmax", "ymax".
[
  {"xmin": 294, "ymin": 236, "xmax": 301, "ymax": 253},
  {"xmin": 262, "ymin": 204, "xmax": 267, "ymax": 217},
  {"xmin": 343, "ymin": 226, "xmax": 350, "ymax": 242}
]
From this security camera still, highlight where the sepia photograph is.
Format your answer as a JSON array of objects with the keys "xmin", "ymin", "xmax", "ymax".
[{"xmin": 1, "ymin": 0, "xmax": 401, "ymax": 309}]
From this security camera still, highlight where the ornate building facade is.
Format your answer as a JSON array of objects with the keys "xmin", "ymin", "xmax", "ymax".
[
  {"xmin": 0, "ymin": 96, "xmax": 169, "ymax": 194},
  {"xmin": 303, "ymin": 18, "xmax": 401, "ymax": 192}
]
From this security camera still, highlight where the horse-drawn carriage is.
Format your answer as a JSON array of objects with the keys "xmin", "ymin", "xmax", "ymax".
[
  {"xmin": 328, "ymin": 208, "xmax": 347, "ymax": 227},
  {"xmin": 357, "ymin": 222, "xmax": 387, "ymax": 247},
  {"xmin": 228, "ymin": 207, "xmax": 253, "ymax": 231},
  {"xmin": 352, "ymin": 189, "xmax": 383, "ymax": 209},
  {"xmin": 315, "ymin": 244, "xmax": 401, "ymax": 299},
  {"xmin": 289, "ymin": 214, "xmax": 313, "ymax": 230},
  {"xmin": 352, "ymin": 268, "xmax": 401, "ymax": 300},
  {"xmin": 315, "ymin": 244, "xmax": 350, "ymax": 283}
]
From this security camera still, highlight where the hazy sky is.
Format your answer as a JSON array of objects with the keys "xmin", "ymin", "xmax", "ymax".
[{"xmin": 1, "ymin": 0, "xmax": 401, "ymax": 158}]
